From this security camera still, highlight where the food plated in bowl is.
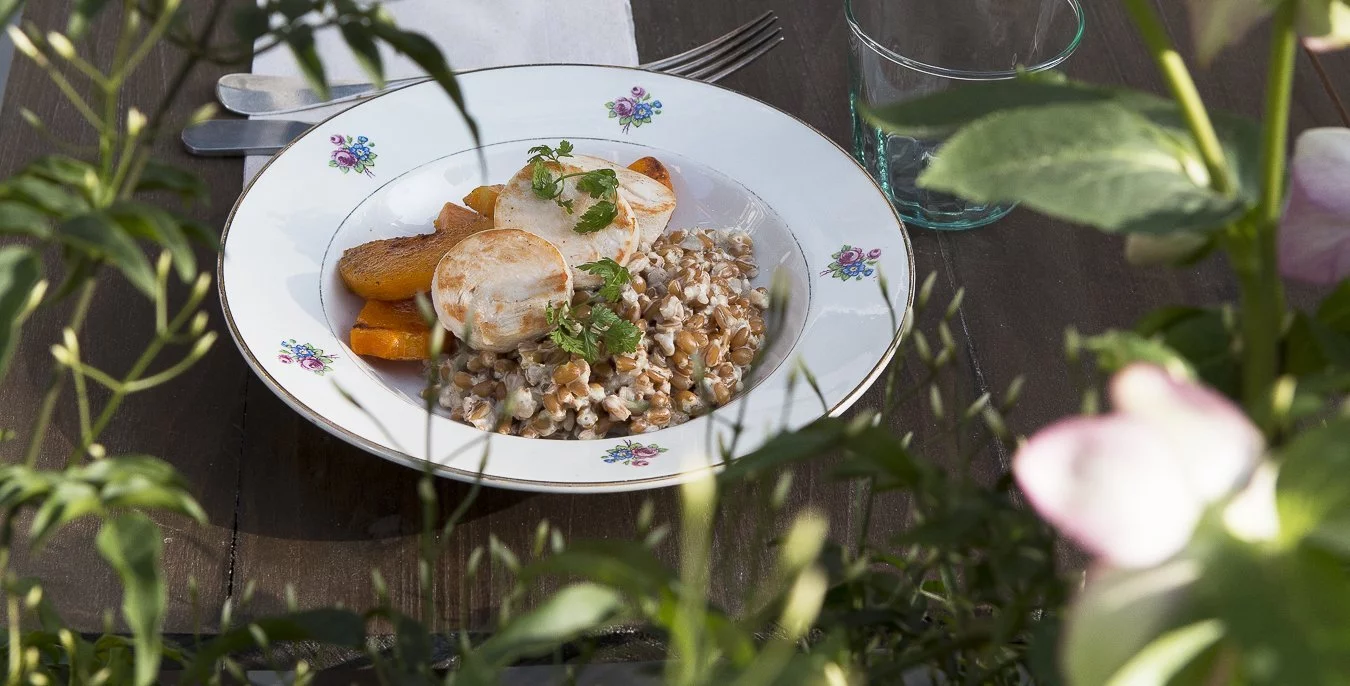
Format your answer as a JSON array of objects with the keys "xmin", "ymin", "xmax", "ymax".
[
  {"xmin": 336, "ymin": 142, "xmax": 773, "ymax": 440},
  {"xmin": 219, "ymin": 64, "xmax": 912, "ymax": 492}
]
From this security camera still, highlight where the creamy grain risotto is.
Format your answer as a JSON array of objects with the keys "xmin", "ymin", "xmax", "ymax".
[{"xmin": 434, "ymin": 228, "xmax": 768, "ymax": 439}]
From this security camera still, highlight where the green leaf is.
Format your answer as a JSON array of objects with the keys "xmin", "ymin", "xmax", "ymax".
[
  {"xmin": 133, "ymin": 161, "xmax": 207, "ymax": 206},
  {"xmin": 576, "ymin": 168, "xmax": 619, "ymax": 200},
  {"xmin": 830, "ymin": 423, "xmax": 929, "ymax": 491},
  {"xmin": 231, "ymin": 4, "xmax": 271, "ymax": 41},
  {"xmin": 339, "ymin": 20, "xmax": 386, "ymax": 90},
  {"xmin": 369, "ymin": 20, "xmax": 479, "ymax": 148},
  {"xmin": 1299, "ymin": 0, "xmax": 1350, "ymax": 52},
  {"xmin": 1062, "ymin": 560, "xmax": 1201, "ymax": 686},
  {"xmin": 1134, "ymin": 307, "xmax": 1239, "ymax": 400},
  {"xmin": 177, "ymin": 216, "xmax": 220, "ymax": 250},
  {"xmin": 1104, "ymin": 620, "xmax": 1224, "ymax": 686},
  {"xmin": 530, "ymin": 160, "xmax": 557, "ymax": 200},
  {"xmin": 29, "ymin": 481, "xmax": 101, "ymax": 547},
  {"xmin": 591, "ymin": 304, "xmax": 641, "ymax": 356},
  {"xmin": 3, "ymin": 175, "xmax": 88, "ymax": 216},
  {"xmin": 0, "ymin": 200, "xmax": 50, "ymax": 238},
  {"xmin": 920, "ymin": 102, "xmax": 1247, "ymax": 235},
  {"xmin": 184, "ymin": 609, "xmax": 366, "ymax": 681},
  {"xmin": 96, "ymin": 513, "xmax": 165, "ymax": 686},
  {"xmin": 575, "ymin": 201, "xmax": 617, "ymax": 233},
  {"xmin": 29, "ymin": 155, "xmax": 98, "ymax": 192},
  {"xmin": 861, "ymin": 73, "xmax": 1117, "ymax": 139},
  {"xmin": 275, "ymin": 0, "xmax": 311, "ymax": 20},
  {"xmin": 109, "ymin": 202, "xmax": 196, "ymax": 282},
  {"xmin": 472, "ymin": 584, "xmax": 625, "ymax": 666},
  {"xmin": 68, "ymin": 0, "xmax": 113, "ymax": 39},
  {"xmin": 0, "ymin": 246, "xmax": 42, "ymax": 383},
  {"xmin": 57, "ymin": 213, "xmax": 157, "ymax": 297},
  {"xmin": 718, "ymin": 417, "xmax": 853, "ymax": 482},
  {"xmin": 1277, "ymin": 419, "xmax": 1350, "ymax": 555},
  {"xmin": 1203, "ymin": 537, "xmax": 1350, "ymax": 684},
  {"xmin": 1186, "ymin": 0, "xmax": 1275, "ymax": 64},
  {"xmin": 1082, "ymin": 330, "xmax": 1197, "ymax": 378},
  {"xmin": 284, "ymin": 24, "xmax": 328, "ymax": 101},
  {"xmin": 0, "ymin": 0, "xmax": 23, "ymax": 24},
  {"xmin": 577, "ymin": 258, "xmax": 631, "ymax": 302}
]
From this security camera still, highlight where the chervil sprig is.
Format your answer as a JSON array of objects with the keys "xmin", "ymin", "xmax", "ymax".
[
  {"xmin": 525, "ymin": 142, "xmax": 622, "ymax": 231},
  {"xmin": 577, "ymin": 258, "xmax": 631, "ymax": 302},
  {"xmin": 545, "ymin": 301, "xmax": 641, "ymax": 364}
]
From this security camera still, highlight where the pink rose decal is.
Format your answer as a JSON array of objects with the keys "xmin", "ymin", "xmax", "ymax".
[
  {"xmin": 602, "ymin": 440, "xmax": 668, "ymax": 466},
  {"xmin": 278, "ymin": 339, "xmax": 336, "ymax": 376},
  {"xmin": 327, "ymin": 134, "xmax": 377, "ymax": 177},
  {"xmin": 605, "ymin": 86, "xmax": 663, "ymax": 133},
  {"xmin": 822, "ymin": 244, "xmax": 881, "ymax": 281}
]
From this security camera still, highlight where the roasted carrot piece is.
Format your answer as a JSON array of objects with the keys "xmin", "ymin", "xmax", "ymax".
[
  {"xmin": 461, "ymin": 185, "xmax": 503, "ymax": 218},
  {"xmin": 627, "ymin": 156, "xmax": 674, "ymax": 192},
  {"xmin": 339, "ymin": 203, "xmax": 491, "ymax": 301}
]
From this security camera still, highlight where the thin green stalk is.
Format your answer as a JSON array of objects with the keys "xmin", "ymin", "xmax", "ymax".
[
  {"xmin": 1122, "ymin": 0, "xmax": 1234, "ymax": 194},
  {"xmin": 23, "ymin": 281, "xmax": 98, "ymax": 466},
  {"xmin": 6, "ymin": 594, "xmax": 18, "ymax": 686},
  {"xmin": 1235, "ymin": 2, "xmax": 1297, "ymax": 433}
]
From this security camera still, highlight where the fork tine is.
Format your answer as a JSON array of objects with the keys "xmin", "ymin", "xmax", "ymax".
[
  {"xmin": 659, "ymin": 21, "xmax": 781, "ymax": 77},
  {"xmin": 685, "ymin": 29, "xmax": 784, "ymax": 83},
  {"xmin": 640, "ymin": 11, "xmax": 776, "ymax": 71}
]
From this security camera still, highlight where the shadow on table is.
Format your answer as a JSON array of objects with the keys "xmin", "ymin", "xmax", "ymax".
[{"xmin": 232, "ymin": 407, "xmax": 531, "ymax": 541}]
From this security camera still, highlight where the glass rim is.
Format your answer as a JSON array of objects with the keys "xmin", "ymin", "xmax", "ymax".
[{"xmin": 844, "ymin": 0, "xmax": 1086, "ymax": 81}]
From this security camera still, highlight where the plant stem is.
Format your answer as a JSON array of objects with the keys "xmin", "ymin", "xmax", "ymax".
[
  {"xmin": 1234, "ymin": 1, "xmax": 1297, "ymax": 434},
  {"xmin": 1261, "ymin": 3, "xmax": 1298, "ymax": 224},
  {"xmin": 1123, "ymin": 0, "xmax": 1233, "ymax": 194},
  {"xmin": 22, "ymin": 280, "xmax": 98, "ymax": 467}
]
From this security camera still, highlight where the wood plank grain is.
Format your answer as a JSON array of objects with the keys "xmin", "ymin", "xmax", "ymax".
[{"xmin": 0, "ymin": 2, "xmax": 246, "ymax": 630}]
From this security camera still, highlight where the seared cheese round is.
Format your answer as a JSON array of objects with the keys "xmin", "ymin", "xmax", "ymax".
[
  {"xmin": 431, "ymin": 229, "xmax": 573, "ymax": 352},
  {"xmin": 570, "ymin": 154, "xmax": 676, "ymax": 250},
  {"xmin": 493, "ymin": 160, "xmax": 641, "ymax": 288}
]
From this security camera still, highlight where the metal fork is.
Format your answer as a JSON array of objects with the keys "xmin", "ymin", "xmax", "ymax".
[{"xmin": 216, "ymin": 11, "xmax": 783, "ymax": 117}]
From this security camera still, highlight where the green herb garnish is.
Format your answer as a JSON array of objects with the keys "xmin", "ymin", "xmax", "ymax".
[
  {"xmin": 545, "ymin": 301, "xmax": 641, "ymax": 364},
  {"xmin": 525, "ymin": 141, "xmax": 622, "ymax": 230},
  {"xmin": 577, "ymin": 258, "xmax": 632, "ymax": 302}
]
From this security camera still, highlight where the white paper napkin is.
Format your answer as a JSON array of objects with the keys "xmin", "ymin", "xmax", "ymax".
[{"xmin": 244, "ymin": 0, "xmax": 640, "ymax": 181}]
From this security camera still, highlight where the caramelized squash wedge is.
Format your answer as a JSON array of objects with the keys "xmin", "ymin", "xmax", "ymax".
[
  {"xmin": 462, "ymin": 184, "xmax": 503, "ymax": 218},
  {"xmin": 627, "ymin": 156, "xmax": 674, "ymax": 192},
  {"xmin": 339, "ymin": 203, "xmax": 491, "ymax": 300},
  {"xmin": 350, "ymin": 299, "xmax": 439, "ymax": 361}
]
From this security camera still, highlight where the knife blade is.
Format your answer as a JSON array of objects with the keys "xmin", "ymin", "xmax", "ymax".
[{"xmin": 181, "ymin": 119, "xmax": 312, "ymax": 157}]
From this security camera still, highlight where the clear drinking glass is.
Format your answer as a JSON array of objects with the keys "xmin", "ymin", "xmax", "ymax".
[{"xmin": 847, "ymin": 0, "xmax": 1085, "ymax": 230}]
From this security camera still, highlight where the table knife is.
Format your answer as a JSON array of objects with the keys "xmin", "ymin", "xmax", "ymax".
[{"xmin": 181, "ymin": 119, "xmax": 311, "ymax": 157}]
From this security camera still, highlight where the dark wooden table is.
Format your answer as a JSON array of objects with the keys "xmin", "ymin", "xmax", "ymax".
[{"xmin": 1, "ymin": 0, "xmax": 1346, "ymax": 634}]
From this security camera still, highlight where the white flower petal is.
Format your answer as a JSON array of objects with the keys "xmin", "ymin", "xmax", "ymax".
[
  {"xmin": 1279, "ymin": 127, "xmax": 1350, "ymax": 284},
  {"xmin": 1110, "ymin": 364, "xmax": 1263, "ymax": 503},
  {"xmin": 1224, "ymin": 461, "xmax": 1281, "ymax": 543},
  {"xmin": 1014, "ymin": 414, "xmax": 1202, "ymax": 568}
]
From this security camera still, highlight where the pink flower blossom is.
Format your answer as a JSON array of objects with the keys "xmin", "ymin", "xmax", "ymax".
[
  {"xmin": 1279, "ymin": 127, "xmax": 1350, "ymax": 284},
  {"xmin": 330, "ymin": 134, "xmax": 346, "ymax": 145},
  {"xmin": 866, "ymin": 248, "xmax": 882, "ymax": 260},
  {"xmin": 632, "ymin": 460, "xmax": 649, "ymax": 467},
  {"xmin": 299, "ymin": 357, "xmax": 325, "ymax": 372},
  {"xmin": 278, "ymin": 353, "xmax": 294, "ymax": 364},
  {"xmin": 632, "ymin": 446, "xmax": 661, "ymax": 458},
  {"xmin": 611, "ymin": 98, "xmax": 636, "ymax": 117},
  {"xmin": 836, "ymin": 248, "xmax": 864, "ymax": 265},
  {"xmin": 332, "ymin": 149, "xmax": 358, "ymax": 168},
  {"xmin": 631, "ymin": 86, "xmax": 646, "ymax": 98},
  {"xmin": 1013, "ymin": 364, "xmax": 1264, "ymax": 568}
]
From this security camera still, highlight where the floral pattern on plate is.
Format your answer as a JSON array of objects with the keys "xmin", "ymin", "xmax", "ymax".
[
  {"xmin": 606, "ymin": 86, "xmax": 662, "ymax": 133},
  {"xmin": 821, "ymin": 244, "xmax": 881, "ymax": 281},
  {"xmin": 329, "ymin": 134, "xmax": 377, "ymax": 176},
  {"xmin": 279, "ymin": 339, "xmax": 337, "ymax": 376},
  {"xmin": 602, "ymin": 439, "xmax": 668, "ymax": 467}
]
